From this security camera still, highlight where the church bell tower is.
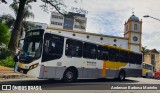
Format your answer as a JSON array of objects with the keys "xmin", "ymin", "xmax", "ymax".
[{"xmin": 124, "ymin": 12, "xmax": 142, "ymax": 53}]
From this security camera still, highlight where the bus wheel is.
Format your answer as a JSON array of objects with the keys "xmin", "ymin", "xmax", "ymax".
[
  {"xmin": 63, "ymin": 69, "xmax": 77, "ymax": 83},
  {"xmin": 118, "ymin": 70, "xmax": 126, "ymax": 81},
  {"xmin": 146, "ymin": 73, "xmax": 148, "ymax": 78}
]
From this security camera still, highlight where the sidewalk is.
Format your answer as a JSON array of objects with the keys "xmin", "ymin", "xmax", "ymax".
[{"xmin": 0, "ymin": 66, "xmax": 27, "ymax": 80}]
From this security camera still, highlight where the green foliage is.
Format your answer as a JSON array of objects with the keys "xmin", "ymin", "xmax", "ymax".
[
  {"xmin": 0, "ymin": 14, "xmax": 15, "ymax": 29},
  {"xmin": 0, "ymin": 48, "xmax": 12, "ymax": 60},
  {"xmin": 10, "ymin": 0, "xmax": 34, "ymax": 20},
  {"xmin": 0, "ymin": 56, "xmax": 14, "ymax": 68},
  {"xmin": 0, "ymin": 23, "xmax": 10, "ymax": 46}
]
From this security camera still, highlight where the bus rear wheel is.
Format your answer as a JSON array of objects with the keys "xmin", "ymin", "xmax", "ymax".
[
  {"xmin": 62, "ymin": 69, "xmax": 77, "ymax": 83},
  {"xmin": 118, "ymin": 70, "xmax": 126, "ymax": 81}
]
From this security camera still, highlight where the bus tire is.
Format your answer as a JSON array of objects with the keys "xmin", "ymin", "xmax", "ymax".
[
  {"xmin": 146, "ymin": 73, "xmax": 148, "ymax": 78},
  {"xmin": 62, "ymin": 68, "xmax": 78, "ymax": 83},
  {"xmin": 118, "ymin": 70, "xmax": 126, "ymax": 81}
]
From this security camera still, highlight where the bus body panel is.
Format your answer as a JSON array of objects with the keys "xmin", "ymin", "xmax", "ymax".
[{"xmin": 18, "ymin": 29, "xmax": 142, "ymax": 80}]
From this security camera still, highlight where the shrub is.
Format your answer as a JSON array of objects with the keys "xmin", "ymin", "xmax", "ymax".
[
  {"xmin": 0, "ymin": 56, "xmax": 14, "ymax": 68},
  {"xmin": 0, "ymin": 48, "xmax": 12, "ymax": 60}
]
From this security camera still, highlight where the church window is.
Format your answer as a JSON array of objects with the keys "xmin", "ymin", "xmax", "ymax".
[
  {"xmin": 134, "ymin": 24, "xmax": 138, "ymax": 30},
  {"xmin": 126, "ymin": 25, "xmax": 128, "ymax": 31}
]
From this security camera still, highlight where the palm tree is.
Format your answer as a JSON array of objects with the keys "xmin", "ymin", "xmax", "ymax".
[
  {"xmin": 8, "ymin": 0, "xmax": 36, "ymax": 54},
  {"xmin": 9, "ymin": 0, "xmax": 35, "ymax": 38},
  {"xmin": 10, "ymin": 0, "xmax": 34, "ymax": 20},
  {"xmin": 141, "ymin": 46, "xmax": 147, "ymax": 62}
]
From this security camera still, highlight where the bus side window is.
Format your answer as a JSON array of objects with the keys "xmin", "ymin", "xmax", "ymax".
[
  {"xmin": 83, "ymin": 43, "xmax": 97, "ymax": 59},
  {"xmin": 119, "ymin": 50, "xmax": 128, "ymax": 63},
  {"xmin": 65, "ymin": 39, "xmax": 83, "ymax": 57},
  {"xmin": 97, "ymin": 46, "xmax": 108, "ymax": 60},
  {"xmin": 128, "ymin": 52, "xmax": 136, "ymax": 64},
  {"xmin": 108, "ymin": 48, "xmax": 119, "ymax": 62},
  {"xmin": 42, "ymin": 33, "xmax": 64, "ymax": 62}
]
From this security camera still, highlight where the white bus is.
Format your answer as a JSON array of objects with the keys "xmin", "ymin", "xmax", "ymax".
[{"xmin": 18, "ymin": 29, "xmax": 142, "ymax": 82}]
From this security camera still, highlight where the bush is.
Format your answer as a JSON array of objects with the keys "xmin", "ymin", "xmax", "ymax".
[
  {"xmin": 0, "ymin": 23, "xmax": 10, "ymax": 46},
  {"xmin": 0, "ymin": 56, "xmax": 14, "ymax": 68},
  {"xmin": 0, "ymin": 48, "xmax": 12, "ymax": 60}
]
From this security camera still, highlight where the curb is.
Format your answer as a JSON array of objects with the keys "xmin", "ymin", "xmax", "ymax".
[{"xmin": 0, "ymin": 74, "xmax": 28, "ymax": 80}]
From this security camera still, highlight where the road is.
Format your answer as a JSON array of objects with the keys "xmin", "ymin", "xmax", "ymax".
[{"xmin": 0, "ymin": 77, "xmax": 160, "ymax": 93}]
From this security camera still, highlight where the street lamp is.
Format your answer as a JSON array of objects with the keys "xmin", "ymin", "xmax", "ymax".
[{"xmin": 143, "ymin": 15, "xmax": 160, "ymax": 21}]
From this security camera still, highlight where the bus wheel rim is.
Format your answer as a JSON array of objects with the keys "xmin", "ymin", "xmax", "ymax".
[
  {"xmin": 120, "ymin": 73, "xmax": 124, "ymax": 80},
  {"xmin": 66, "ymin": 71, "xmax": 73, "ymax": 79}
]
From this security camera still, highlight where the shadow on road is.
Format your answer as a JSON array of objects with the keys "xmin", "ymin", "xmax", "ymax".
[
  {"xmin": 0, "ymin": 78, "xmax": 139, "ymax": 85},
  {"xmin": 0, "ymin": 78, "xmax": 141, "ymax": 90}
]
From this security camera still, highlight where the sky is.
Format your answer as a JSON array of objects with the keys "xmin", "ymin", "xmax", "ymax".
[{"xmin": 1, "ymin": 0, "xmax": 160, "ymax": 50}]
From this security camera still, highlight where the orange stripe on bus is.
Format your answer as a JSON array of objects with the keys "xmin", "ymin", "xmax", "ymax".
[{"xmin": 102, "ymin": 61, "xmax": 107, "ymax": 77}]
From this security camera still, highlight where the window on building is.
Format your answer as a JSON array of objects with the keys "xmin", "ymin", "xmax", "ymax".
[
  {"xmin": 126, "ymin": 25, "xmax": 128, "ymax": 31},
  {"xmin": 75, "ymin": 19, "xmax": 86, "ymax": 23},
  {"xmin": 52, "ymin": 15, "xmax": 63, "ymax": 19},
  {"xmin": 65, "ymin": 39, "xmax": 83, "ymax": 57},
  {"xmin": 83, "ymin": 43, "xmax": 97, "ymax": 59},
  {"xmin": 74, "ymin": 25, "xmax": 85, "ymax": 29},
  {"xmin": 51, "ymin": 21, "xmax": 63, "ymax": 26},
  {"xmin": 134, "ymin": 24, "xmax": 138, "ymax": 30},
  {"xmin": 151, "ymin": 54, "xmax": 155, "ymax": 66}
]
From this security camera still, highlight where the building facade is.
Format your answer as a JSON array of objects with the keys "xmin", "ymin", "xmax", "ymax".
[
  {"xmin": 144, "ymin": 49, "xmax": 160, "ymax": 71},
  {"xmin": 49, "ymin": 12, "xmax": 87, "ymax": 31},
  {"xmin": 48, "ymin": 13, "xmax": 142, "ymax": 53}
]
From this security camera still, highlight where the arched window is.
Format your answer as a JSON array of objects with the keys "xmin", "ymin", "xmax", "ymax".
[
  {"xmin": 126, "ymin": 25, "xmax": 128, "ymax": 31},
  {"xmin": 134, "ymin": 24, "xmax": 138, "ymax": 30}
]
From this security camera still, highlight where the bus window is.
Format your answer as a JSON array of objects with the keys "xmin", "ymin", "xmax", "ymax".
[
  {"xmin": 97, "ymin": 46, "xmax": 109, "ymax": 60},
  {"xmin": 108, "ymin": 48, "xmax": 119, "ymax": 62},
  {"xmin": 83, "ymin": 43, "xmax": 97, "ymax": 59},
  {"xmin": 119, "ymin": 50, "xmax": 128, "ymax": 63},
  {"xmin": 136, "ymin": 54, "xmax": 142, "ymax": 64},
  {"xmin": 65, "ymin": 39, "xmax": 83, "ymax": 57},
  {"xmin": 42, "ymin": 33, "xmax": 64, "ymax": 62},
  {"xmin": 128, "ymin": 52, "xmax": 136, "ymax": 64}
]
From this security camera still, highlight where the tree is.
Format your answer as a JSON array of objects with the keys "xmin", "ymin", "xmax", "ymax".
[
  {"xmin": 8, "ymin": 0, "xmax": 87, "ymax": 54},
  {"xmin": 10, "ymin": 0, "xmax": 34, "ymax": 20},
  {"xmin": 0, "ymin": 14, "xmax": 15, "ymax": 28},
  {"xmin": 9, "ymin": 0, "xmax": 35, "ymax": 38},
  {"xmin": 0, "ymin": 0, "xmax": 7, "ymax": 4},
  {"xmin": 0, "ymin": 23, "xmax": 10, "ymax": 46},
  {"xmin": 8, "ymin": 0, "xmax": 37, "ymax": 54},
  {"xmin": 141, "ymin": 46, "xmax": 147, "ymax": 62}
]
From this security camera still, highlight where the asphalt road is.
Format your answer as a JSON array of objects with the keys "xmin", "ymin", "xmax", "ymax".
[
  {"xmin": 0, "ymin": 78, "xmax": 160, "ymax": 93},
  {"xmin": 1, "ymin": 77, "xmax": 160, "ymax": 90}
]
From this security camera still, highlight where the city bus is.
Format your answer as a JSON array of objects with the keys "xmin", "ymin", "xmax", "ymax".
[
  {"xmin": 18, "ymin": 29, "xmax": 142, "ymax": 82},
  {"xmin": 142, "ymin": 63, "xmax": 154, "ymax": 78}
]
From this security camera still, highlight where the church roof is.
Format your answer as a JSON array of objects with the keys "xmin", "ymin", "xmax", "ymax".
[{"xmin": 128, "ymin": 14, "xmax": 139, "ymax": 22}]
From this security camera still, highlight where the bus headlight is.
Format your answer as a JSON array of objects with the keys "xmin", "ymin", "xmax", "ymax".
[{"xmin": 29, "ymin": 63, "xmax": 38, "ymax": 70}]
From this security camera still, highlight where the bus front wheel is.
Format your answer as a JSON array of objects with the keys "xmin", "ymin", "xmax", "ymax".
[
  {"xmin": 62, "ymin": 68, "xmax": 77, "ymax": 83},
  {"xmin": 118, "ymin": 70, "xmax": 126, "ymax": 81}
]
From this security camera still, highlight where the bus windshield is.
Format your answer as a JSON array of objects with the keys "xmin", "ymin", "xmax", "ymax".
[
  {"xmin": 19, "ymin": 29, "xmax": 44, "ymax": 63},
  {"xmin": 143, "ymin": 63, "xmax": 153, "ymax": 70},
  {"xmin": 23, "ymin": 36, "xmax": 42, "ymax": 57}
]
